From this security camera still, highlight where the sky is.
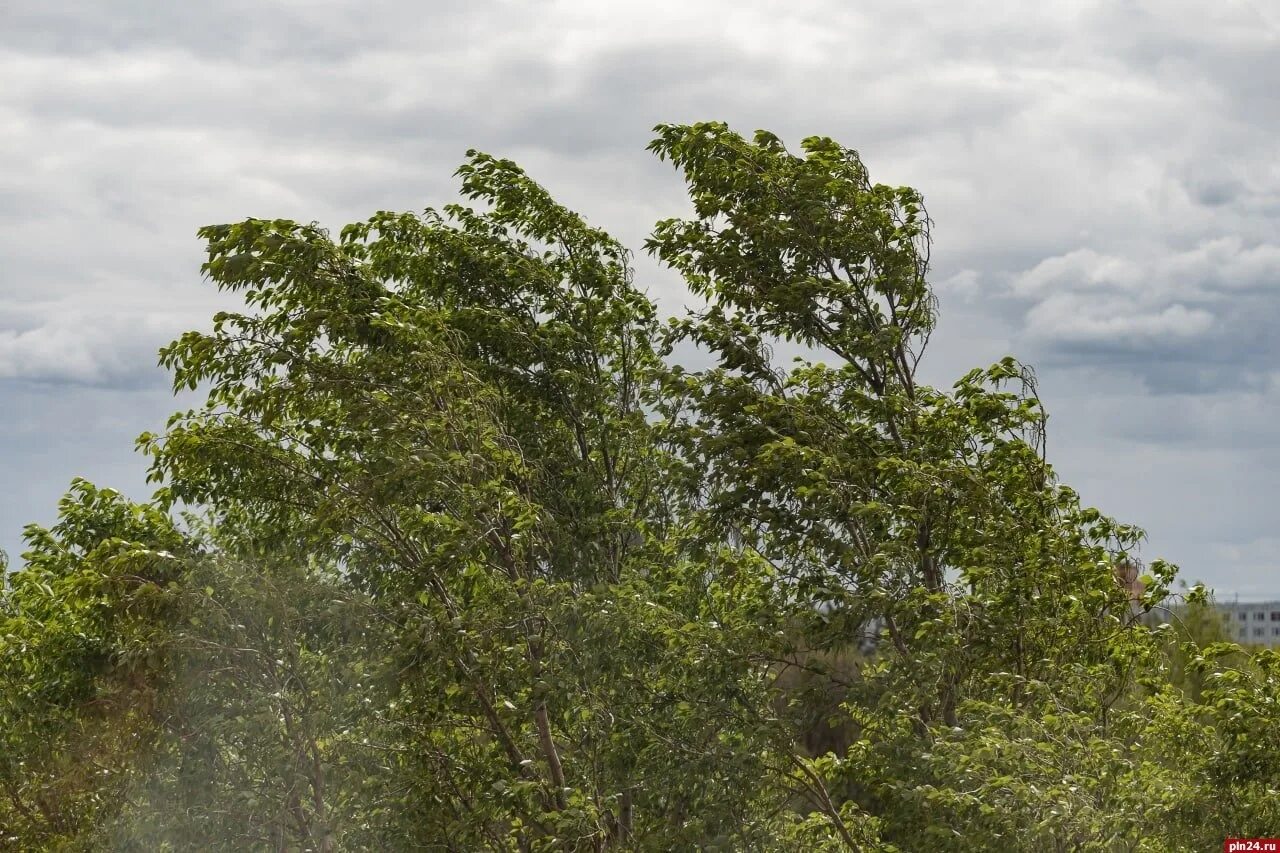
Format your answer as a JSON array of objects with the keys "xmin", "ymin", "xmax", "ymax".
[{"xmin": 2, "ymin": 0, "xmax": 1279, "ymax": 598}]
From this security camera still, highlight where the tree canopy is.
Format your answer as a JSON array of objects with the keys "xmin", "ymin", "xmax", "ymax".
[{"xmin": 3, "ymin": 122, "xmax": 1278, "ymax": 851}]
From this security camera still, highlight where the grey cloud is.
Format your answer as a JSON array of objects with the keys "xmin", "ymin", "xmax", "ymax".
[
  {"xmin": 4, "ymin": 0, "xmax": 1280, "ymax": 596},
  {"xmin": 3, "ymin": 0, "xmax": 501, "ymax": 61},
  {"xmin": 1005, "ymin": 237, "xmax": 1280, "ymax": 393},
  {"xmin": 0, "ymin": 307, "xmax": 193, "ymax": 388},
  {"xmin": 1089, "ymin": 1, "xmax": 1280, "ymax": 126},
  {"xmin": 1028, "ymin": 298, "xmax": 1215, "ymax": 345},
  {"xmin": 1182, "ymin": 172, "xmax": 1247, "ymax": 208}
]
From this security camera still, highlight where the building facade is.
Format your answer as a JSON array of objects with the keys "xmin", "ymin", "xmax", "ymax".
[{"xmin": 1219, "ymin": 601, "xmax": 1280, "ymax": 648}]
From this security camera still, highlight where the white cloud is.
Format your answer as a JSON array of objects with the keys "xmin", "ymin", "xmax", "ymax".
[
  {"xmin": 0, "ymin": 306, "xmax": 199, "ymax": 386},
  {"xmin": 1026, "ymin": 297, "xmax": 1214, "ymax": 345},
  {"xmin": 1013, "ymin": 249, "xmax": 1145, "ymax": 297},
  {"xmin": 1008, "ymin": 236, "xmax": 1280, "ymax": 376}
]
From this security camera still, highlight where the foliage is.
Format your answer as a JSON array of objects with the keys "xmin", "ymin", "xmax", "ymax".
[
  {"xmin": 1, "ymin": 481, "xmax": 185, "ymax": 849},
  {"xmin": 3, "ymin": 122, "xmax": 1278, "ymax": 851}
]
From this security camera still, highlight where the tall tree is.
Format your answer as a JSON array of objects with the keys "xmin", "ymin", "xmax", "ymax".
[
  {"xmin": 645, "ymin": 122, "xmax": 1179, "ymax": 849},
  {"xmin": 137, "ymin": 152, "xmax": 803, "ymax": 849},
  {"xmin": 5, "ymin": 122, "xmax": 1279, "ymax": 852}
]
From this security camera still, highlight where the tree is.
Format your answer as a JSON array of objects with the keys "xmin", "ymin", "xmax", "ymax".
[
  {"xmin": 0, "ymin": 481, "xmax": 186, "ymax": 847},
  {"xmin": 641, "ymin": 122, "xmax": 1182, "ymax": 849},
  {"xmin": 133, "ymin": 150, "xmax": 805, "ymax": 849},
  {"xmin": 3, "ymin": 122, "xmax": 1278, "ymax": 851}
]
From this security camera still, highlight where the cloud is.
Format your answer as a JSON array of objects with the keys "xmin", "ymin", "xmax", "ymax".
[
  {"xmin": 1027, "ymin": 298, "xmax": 1214, "ymax": 345},
  {"xmin": 2, "ymin": 0, "xmax": 1280, "ymax": 595},
  {"xmin": 1016, "ymin": 238, "xmax": 1280, "ymax": 300},
  {"xmin": 1003, "ymin": 236, "xmax": 1280, "ymax": 393},
  {"xmin": 0, "ymin": 307, "xmax": 195, "ymax": 387}
]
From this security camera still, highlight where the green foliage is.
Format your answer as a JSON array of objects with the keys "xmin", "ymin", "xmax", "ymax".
[
  {"xmin": 1, "ymin": 481, "xmax": 187, "ymax": 848},
  {"xmin": 3, "ymin": 122, "xmax": 1277, "ymax": 851}
]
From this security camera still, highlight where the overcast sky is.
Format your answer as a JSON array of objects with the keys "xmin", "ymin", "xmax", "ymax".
[{"xmin": 3, "ymin": 0, "xmax": 1279, "ymax": 598}]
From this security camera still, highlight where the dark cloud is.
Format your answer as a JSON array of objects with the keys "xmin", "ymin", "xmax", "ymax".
[{"xmin": 3, "ymin": 0, "xmax": 1279, "ymax": 596}]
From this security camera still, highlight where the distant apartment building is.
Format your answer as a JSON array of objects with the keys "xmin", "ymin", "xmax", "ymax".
[{"xmin": 1219, "ymin": 601, "xmax": 1280, "ymax": 648}]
